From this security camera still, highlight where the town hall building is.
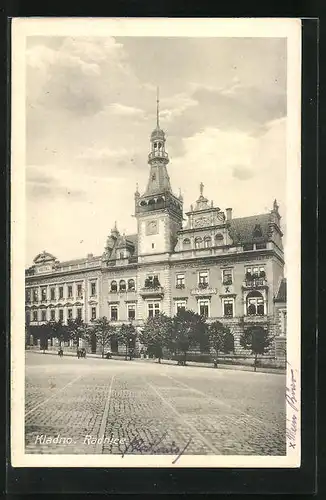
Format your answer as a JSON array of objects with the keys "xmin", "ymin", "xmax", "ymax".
[{"xmin": 25, "ymin": 98, "xmax": 287, "ymax": 357}]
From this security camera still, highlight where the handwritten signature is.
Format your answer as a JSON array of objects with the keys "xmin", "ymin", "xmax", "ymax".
[
  {"xmin": 286, "ymin": 362, "xmax": 299, "ymax": 450},
  {"xmin": 120, "ymin": 432, "xmax": 192, "ymax": 464}
]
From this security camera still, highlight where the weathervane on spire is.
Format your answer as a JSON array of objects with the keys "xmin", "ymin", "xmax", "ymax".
[
  {"xmin": 156, "ymin": 86, "xmax": 160, "ymax": 128},
  {"xmin": 200, "ymin": 182, "xmax": 204, "ymax": 196}
]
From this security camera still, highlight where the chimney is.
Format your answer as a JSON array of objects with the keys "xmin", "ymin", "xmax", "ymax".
[{"xmin": 226, "ymin": 208, "xmax": 232, "ymax": 221}]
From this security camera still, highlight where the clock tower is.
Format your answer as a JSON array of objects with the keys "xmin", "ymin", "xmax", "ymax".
[{"xmin": 135, "ymin": 90, "xmax": 183, "ymax": 258}]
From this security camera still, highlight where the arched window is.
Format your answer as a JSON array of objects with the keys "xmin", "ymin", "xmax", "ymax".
[
  {"xmin": 195, "ymin": 237, "xmax": 202, "ymax": 249},
  {"xmin": 119, "ymin": 279, "xmax": 126, "ymax": 292},
  {"xmin": 183, "ymin": 238, "xmax": 191, "ymax": 250},
  {"xmin": 110, "ymin": 280, "xmax": 117, "ymax": 292},
  {"xmin": 128, "ymin": 279, "xmax": 135, "ymax": 291},
  {"xmin": 204, "ymin": 236, "xmax": 211, "ymax": 248},
  {"xmin": 246, "ymin": 291, "xmax": 265, "ymax": 316},
  {"xmin": 215, "ymin": 233, "xmax": 224, "ymax": 245}
]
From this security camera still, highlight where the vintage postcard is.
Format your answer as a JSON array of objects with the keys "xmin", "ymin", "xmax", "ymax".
[{"xmin": 11, "ymin": 18, "xmax": 301, "ymax": 468}]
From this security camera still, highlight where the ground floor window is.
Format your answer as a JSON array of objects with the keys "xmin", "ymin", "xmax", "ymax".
[
  {"xmin": 175, "ymin": 300, "xmax": 187, "ymax": 314},
  {"xmin": 110, "ymin": 305, "xmax": 118, "ymax": 321},
  {"xmin": 59, "ymin": 309, "xmax": 64, "ymax": 322},
  {"xmin": 246, "ymin": 291, "xmax": 265, "ymax": 316},
  {"xmin": 148, "ymin": 302, "xmax": 160, "ymax": 318},
  {"xmin": 77, "ymin": 308, "xmax": 82, "ymax": 320},
  {"xmin": 68, "ymin": 308, "xmax": 73, "ymax": 320},
  {"xmin": 127, "ymin": 304, "xmax": 136, "ymax": 321},
  {"xmin": 32, "ymin": 310, "xmax": 38, "ymax": 322},
  {"xmin": 198, "ymin": 299, "xmax": 210, "ymax": 317},
  {"xmin": 223, "ymin": 298, "xmax": 234, "ymax": 317}
]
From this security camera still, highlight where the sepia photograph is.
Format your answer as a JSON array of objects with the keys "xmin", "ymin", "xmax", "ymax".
[{"xmin": 11, "ymin": 18, "xmax": 301, "ymax": 468}]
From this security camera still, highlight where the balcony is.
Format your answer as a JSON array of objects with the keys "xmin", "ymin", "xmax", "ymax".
[
  {"xmin": 140, "ymin": 286, "xmax": 164, "ymax": 299},
  {"xmin": 243, "ymin": 314, "xmax": 268, "ymax": 324},
  {"xmin": 242, "ymin": 278, "xmax": 268, "ymax": 290},
  {"xmin": 148, "ymin": 151, "xmax": 169, "ymax": 160},
  {"xmin": 176, "ymin": 283, "xmax": 185, "ymax": 290}
]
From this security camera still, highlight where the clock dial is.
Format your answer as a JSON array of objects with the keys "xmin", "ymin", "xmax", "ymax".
[{"xmin": 146, "ymin": 220, "xmax": 158, "ymax": 235}]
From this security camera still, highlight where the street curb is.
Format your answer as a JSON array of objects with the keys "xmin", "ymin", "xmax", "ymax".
[{"xmin": 26, "ymin": 349, "xmax": 285, "ymax": 375}]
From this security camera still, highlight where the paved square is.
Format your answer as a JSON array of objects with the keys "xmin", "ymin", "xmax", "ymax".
[{"xmin": 25, "ymin": 352, "xmax": 286, "ymax": 456}]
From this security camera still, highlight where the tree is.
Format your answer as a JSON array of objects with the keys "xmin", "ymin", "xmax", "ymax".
[
  {"xmin": 172, "ymin": 309, "xmax": 208, "ymax": 365},
  {"xmin": 48, "ymin": 320, "xmax": 69, "ymax": 347},
  {"xmin": 66, "ymin": 317, "xmax": 87, "ymax": 348},
  {"xmin": 208, "ymin": 321, "xmax": 234, "ymax": 367},
  {"xmin": 118, "ymin": 323, "xmax": 137, "ymax": 360},
  {"xmin": 239, "ymin": 326, "xmax": 273, "ymax": 372},
  {"xmin": 88, "ymin": 316, "xmax": 115, "ymax": 358},
  {"xmin": 139, "ymin": 313, "xmax": 173, "ymax": 363}
]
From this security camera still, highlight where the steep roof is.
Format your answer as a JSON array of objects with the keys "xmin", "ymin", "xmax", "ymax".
[
  {"xmin": 228, "ymin": 213, "xmax": 272, "ymax": 245},
  {"xmin": 274, "ymin": 278, "xmax": 287, "ymax": 302}
]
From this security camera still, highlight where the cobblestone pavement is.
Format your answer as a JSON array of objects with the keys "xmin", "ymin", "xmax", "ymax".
[{"xmin": 25, "ymin": 352, "xmax": 286, "ymax": 456}]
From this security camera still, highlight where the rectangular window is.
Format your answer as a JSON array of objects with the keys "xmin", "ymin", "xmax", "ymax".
[
  {"xmin": 175, "ymin": 300, "xmax": 186, "ymax": 314},
  {"xmin": 198, "ymin": 299, "xmax": 210, "ymax": 317},
  {"xmin": 41, "ymin": 287, "xmax": 47, "ymax": 301},
  {"xmin": 176, "ymin": 273, "xmax": 185, "ymax": 289},
  {"xmin": 198, "ymin": 271, "xmax": 209, "ymax": 288},
  {"xmin": 110, "ymin": 306, "xmax": 118, "ymax": 321},
  {"xmin": 59, "ymin": 286, "xmax": 64, "ymax": 299},
  {"xmin": 91, "ymin": 282, "xmax": 96, "ymax": 296},
  {"xmin": 68, "ymin": 285, "xmax": 73, "ymax": 298},
  {"xmin": 50, "ymin": 309, "xmax": 56, "ymax": 321},
  {"xmin": 243, "ymin": 243, "xmax": 254, "ymax": 251},
  {"xmin": 128, "ymin": 304, "xmax": 136, "ymax": 321},
  {"xmin": 255, "ymin": 242, "xmax": 267, "ymax": 250},
  {"xmin": 145, "ymin": 274, "xmax": 160, "ymax": 288},
  {"xmin": 77, "ymin": 284, "xmax": 83, "ymax": 298},
  {"xmin": 50, "ymin": 287, "xmax": 55, "ymax": 301},
  {"xmin": 33, "ymin": 288, "xmax": 38, "ymax": 302},
  {"xmin": 148, "ymin": 302, "xmax": 160, "ymax": 318},
  {"xmin": 32, "ymin": 310, "xmax": 38, "ymax": 322},
  {"xmin": 67, "ymin": 308, "xmax": 73, "ymax": 319},
  {"xmin": 77, "ymin": 308, "xmax": 82, "ymax": 320},
  {"xmin": 25, "ymin": 311, "xmax": 31, "ymax": 325},
  {"xmin": 41, "ymin": 310, "xmax": 47, "ymax": 322},
  {"xmin": 223, "ymin": 299, "xmax": 234, "ymax": 317},
  {"xmin": 26, "ymin": 289, "xmax": 31, "ymax": 303},
  {"xmin": 59, "ymin": 309, "xmax": 64, "ymax": 322},
  {"xmin": 222, "ymin": 269, "xmax": 233, "ymax": 285}
]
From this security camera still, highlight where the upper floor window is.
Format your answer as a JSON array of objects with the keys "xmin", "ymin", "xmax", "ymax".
[
  {"xmin": 41, "ymin": 310, "xmax": 47, "ymax": 322},
  {"xmin": 77, "ymin": 308, "xmax": 82, "ymax": 320},
  {"xmin": 110, "ymin": 305, "xmax": 118, "ymax": 321},
  {"xmin": 204, "ymin": 236, "xmax": 211, "ymax": 248},
  {"xmin": 59, "ymin": 309, "xmax": 64, "ymax": 322},
  {"xmin": 245, "ymin": 266, "xmax": 266, "ymax": 280},
  {"xmin": 176, "ymin": 273, "xmax": 185, "ymax": 289},
  {"xmin": 110, "ymin": 280, "xmax": 117, "ymax": 292},
  {"xmin": 67, "ymin": 285, "xmax": 73, "ymax": 298},
  {"xmin": 50, "ymin": 309, "xmax": 56, "ymax": 321},
  {"xmin": 50, "ymin": 287, "xmax": 56, "ymax": 301},
  {"xmin": 243, "ymin": 243, "xmax": 254, "ymax": 251},
  {"xmin": 195, "ymin": 237, "xmax": 202, "ymax": 249},
  {"xmin": 253, "ymin": 224, "xmax": 262, "ymax": 237},
  {"xmin": 32, "ymin": 310, "xmax": 38, "ymax": 322},
  {"xmin": 91, "ymin": 307, "xmax": 97, "ymax": 320},
  {"xmin": 256, "ymin": 242, "xmax": 267, "ymax": 250},
  {"xmin": 41, "ymin": 287, "xmax": 47, "ymax": 301},
  {"xmin": 33, "ymin": 288, "xmax": 38, "ymax": 302},
  {"xmin": 119, "ymin": 280, "xmax": 126, "ymax": 292},
  {"xmin": 68, "ymin": 308, "xmax": 73, "ymax": 319},
  {"xmin": 148, "ymin": 302, "xmax": 160, "ymax": 318},
  {"xmin": 246, "ymin": 291, "xmax": 265, "ymax": 316},
  {"xmin": 128, "ymin": 279, "xmax": 135, "ymax": 291},
  {"xmin": 215, "ymin": 233, "xmax": 224, "ymax": 245},
  {"xmin": 59, "ymin": 286, "xmax": 64, "ymax": 299},
  {"xmin": 222, "ymin": 269, "xmax": 233, "ymax": 285},
  {"xmin": 198, "ymin": 299, "xmax": 210, "ymax": 317},
  {"xmin": 25, "ymin": 289, "xmax": 31, "ymax": 303},
  {"xmin": 25, "ymin": 311, "xmax": 31, "ymax": 325},
  {"xmin": 91, "ymin": 282, "xmax": 96, "ymax": 296},
  {"xmin": 198, "ymin": 270, "xmax": 209, "ymax": 288},
  {"xmin": 145, "ymin": 274, "xmax": 160, "ymax": 289},
  {"xmin": 77, "ymin": 284, "xmax": 83, "ymax": 298},
  {"xmin": 183, "ymin": 238, "xmax": 191, "ymax": 250}
]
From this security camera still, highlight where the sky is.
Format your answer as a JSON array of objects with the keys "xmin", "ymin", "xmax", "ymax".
[{"xmin": 25, "ymin": 36, "xmax": 287, "ymax": 266}]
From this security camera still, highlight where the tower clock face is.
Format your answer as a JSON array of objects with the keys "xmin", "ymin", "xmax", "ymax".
[{"xmin": 146, "ymin": 220, "xmax": 158, "ymax": 235}]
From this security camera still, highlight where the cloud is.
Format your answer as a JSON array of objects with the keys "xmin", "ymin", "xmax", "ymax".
[
  {"xmin": 104, "ymin": 103, "xmax": 145, "ymax": 117},
  {"xmin": 159, "ymin": 93, "xmax": 198, "ymax": 122},
  {"xmin": 232, "ymin": 165, "xmax": 254, "ymax": 180},
  {"xmin": 26, "ymin": 167, "xmax": 86, "ymax": 200}
]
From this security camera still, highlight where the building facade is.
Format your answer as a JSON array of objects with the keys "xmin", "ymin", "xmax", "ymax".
[{"xmin": 25, "ymin": 104, "xmax": 287, "ymax": 357}]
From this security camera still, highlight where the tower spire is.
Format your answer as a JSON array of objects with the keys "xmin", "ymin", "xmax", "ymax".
[{"xmin": 156, "ymin": 86, "xmax": 160, "ymax": 128}]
